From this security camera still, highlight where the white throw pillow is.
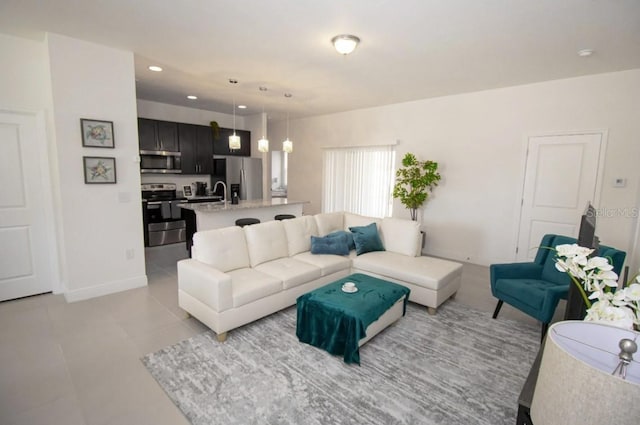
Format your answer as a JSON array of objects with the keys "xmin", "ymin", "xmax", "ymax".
[
  {"xmin": 193, "ymin": 226, "xmax": 250, "ymax": 272},
  {"xmin": 314, "ymin": 212, "xmax": 344, "ymax": 236},
  {"xmin": 380, "ymin": 218, "xmax": 422, "ymax": 257},
  {"xmin": 283, "ymin": 215, "xmax": 319, "ymax": 256},
  {"xmin": 244, "ymin": 221, "xmax": 289, "ymax": 267}
]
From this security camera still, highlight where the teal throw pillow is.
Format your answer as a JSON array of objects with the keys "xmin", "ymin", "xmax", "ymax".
[
  {"xmin": 326, "ymin": 230, "xmax": 355, "ymax": 251},
  {"xmin": 310, "ymin": 233, "xmax": 350, "ymax": 255},
  {"xmin": 349, "ymin": 222, "xmax": 385, "ymax": 256}
]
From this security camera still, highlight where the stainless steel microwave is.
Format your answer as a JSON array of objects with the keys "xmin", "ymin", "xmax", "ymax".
[{"xmin": 140, "ymin": 150, "xmax": 182, "ymax": 174}]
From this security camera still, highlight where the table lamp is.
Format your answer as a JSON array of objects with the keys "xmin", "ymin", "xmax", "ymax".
[{"xmin": 531, "ymin": 321, "xmax": 639, "ymax": 425}]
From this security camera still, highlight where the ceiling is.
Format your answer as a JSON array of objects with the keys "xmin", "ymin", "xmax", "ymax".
[{"xmin": 1, "ymin": 0, "xmax": 639, "ymax": 120}]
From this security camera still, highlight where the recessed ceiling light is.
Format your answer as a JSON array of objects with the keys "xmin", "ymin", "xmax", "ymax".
[
  {"xmin": 187, "ymin": 95, "xmax": 197, "ymax": 100},
  {"xmin": 238, "ymin": 105, "xmax": 247, "ymax": 109},
  {"xmin": 577, "ymin": 49, "xmax": 594, "ymax": 57},
  {"xmin": 148, "ymin": 65, "xmax": 163, "ymax": 72}
]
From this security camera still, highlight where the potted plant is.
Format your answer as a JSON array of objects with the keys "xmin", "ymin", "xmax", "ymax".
[
  {"xmin": 210, "ymin": 121, "xmax": 220, "ymax": 139},
  {"xmin": 393, "ymin": 153, "xmax": 441, "ymax": 221}
]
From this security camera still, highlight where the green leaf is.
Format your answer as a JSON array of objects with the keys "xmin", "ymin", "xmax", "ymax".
[{"xmin": 393, "ymin": 152, "xmax": 442, "ymax": 215}]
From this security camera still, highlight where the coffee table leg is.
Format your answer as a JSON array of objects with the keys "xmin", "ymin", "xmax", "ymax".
[
  {"xmin": 216, "ymin": 332, "xmax": 228, "ymax": 342},
  {"xmin": 427, "ymin": 306, "xmax": 437, "ymax": 315}
]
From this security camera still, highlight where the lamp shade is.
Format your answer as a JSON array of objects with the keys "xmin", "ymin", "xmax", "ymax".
[
  {"xmin": 258, "ymin": 137, "xmax": 269, "ymax": 153},
  {"xmin": 229, "ymin": 133, "xmax": 241, "ymax": 150},
  {"xmin": 531, "ymin": 321, "xmax": 640, "ymax": 425},
  {"xmin": 332, "ymin": 34, "xmax": 360, "ymax": 55},
  {"xmin": 282, "ymin": 138, "xmax": 293, "ymax": 153}
]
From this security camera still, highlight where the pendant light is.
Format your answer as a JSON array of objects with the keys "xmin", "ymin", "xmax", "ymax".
[
  {"xmin": 258, "ymin": 86, "xmax": 269, "ymax": 153},
  {"xmin": 282, "ymin": 93, "xmax": 293, "ymax": 153},
  {"xmin": 228, "ymin": 79, "xmax": 241, "ymax": 150}
]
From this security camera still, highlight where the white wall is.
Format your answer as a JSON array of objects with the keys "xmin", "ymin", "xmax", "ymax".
[
  {"xmin": 137, "ymin": 99, "xmax": 247, "ymax": 128},
  {"xmin": 272, "ymin": 70, "xmax": 640, "ymax": 268},
  {"xmin": 46, "ymin": 33, "xmax": 146, "ymax": 301}
]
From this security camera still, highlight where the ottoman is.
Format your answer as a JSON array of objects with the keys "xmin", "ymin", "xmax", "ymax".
[{"xmin": 296, "ymin": 273, "xmax": 410, "ymax": 364}]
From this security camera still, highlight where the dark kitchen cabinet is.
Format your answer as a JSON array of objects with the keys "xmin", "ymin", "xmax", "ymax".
[
  {"xmin": 178, "ymin": 123, "xmax": 213, "ymax": 174},
  {"xmin": 138, "ymin": 118, "xmax": 179, "ymax": 152},
  {"xmin": 214, "ymin": 127, "xmax": 251, "ymax": 156}
]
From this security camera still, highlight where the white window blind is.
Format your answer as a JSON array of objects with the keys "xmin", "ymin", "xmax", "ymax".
[{"xmin": 322, "ymin": 145, "xmax": 396, "ymax": 218}]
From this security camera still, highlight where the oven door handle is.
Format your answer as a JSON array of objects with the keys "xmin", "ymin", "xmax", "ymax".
[{"xmin": 147, "ymin": 201, "xmax": 162, "ymax": 205}]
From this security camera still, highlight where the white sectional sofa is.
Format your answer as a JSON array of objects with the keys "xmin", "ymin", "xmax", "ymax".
[{"xmin": 178, "ymin": 212, "xmax": 462, "ymax": 341}]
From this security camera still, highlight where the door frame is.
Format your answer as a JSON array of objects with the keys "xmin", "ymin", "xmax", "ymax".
[
  {"xmin": 1, "ymin": 109, "xmax": 62, "ymax": 295},
  {"xmin": 511, "ymin": 129, "xmax": 609, "ymax": 260}
]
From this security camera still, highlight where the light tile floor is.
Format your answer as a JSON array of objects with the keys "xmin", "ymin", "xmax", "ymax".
[{"xmin": 0, "ymin": 244, "xmax": 563, "ymax": 425}]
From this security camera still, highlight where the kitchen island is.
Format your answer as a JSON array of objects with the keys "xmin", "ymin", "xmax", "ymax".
[{"xmin": 179, "ymin": 198, "xmax": 308, "ymax": 251}]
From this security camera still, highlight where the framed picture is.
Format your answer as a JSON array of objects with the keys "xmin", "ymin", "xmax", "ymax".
[
  {"xmin": 81, "ymin": 118, "xmax": 114, "ymax": 148},
  {"xmin": 83, "ymin": 156, "xmax": 117, "ymax": 184}
]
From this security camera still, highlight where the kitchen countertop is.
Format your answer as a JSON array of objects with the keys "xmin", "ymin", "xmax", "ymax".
[{"xmin": 178, "ymin": 198, "xmax": 308, "ymax": 212}]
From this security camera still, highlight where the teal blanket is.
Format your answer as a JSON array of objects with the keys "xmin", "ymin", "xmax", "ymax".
[{"xmin": 296, "ymin": 273, "xmax": 410, "ymax": 364}]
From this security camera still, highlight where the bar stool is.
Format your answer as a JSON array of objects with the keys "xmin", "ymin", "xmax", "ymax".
[
  {"xmin": 274, "ymin": 214, "xmax": 295, "ymax": 221},
  {"xmin": 235, "ymin": 218, "xmax": 260, "ymax": 227}
]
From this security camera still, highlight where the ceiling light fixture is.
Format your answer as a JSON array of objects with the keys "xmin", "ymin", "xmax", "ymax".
[
  {"xmin": 577, "ymin": 49, "xmax": 594, "ymax": 57},
  {"xmin": 331, "ymin": 34, "xmax": 360, "ymax": 55},
  {"xmin": 283, "ymin": 93, "xmax": 293, "ymax": 154},
  {"xmin": 238, "ymin": 105, "xmax": 247, "ymax": 109},
  {"xmin": 187, "ymin": 95, "xmax": 197, "ymax": 100},
  {"xmin": 258, "ymin": 87, "xmax": 269, "ymax": 153},
  {"xmin": 228, "ymin": 79, "xmax": 241, "ymax": 151},
  {"xmin": 148, "ymin": 65, "xmax": 163, "ymax": 72}
]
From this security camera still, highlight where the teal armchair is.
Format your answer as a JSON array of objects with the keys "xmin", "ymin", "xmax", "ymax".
[{"xmin": 490, "ymin": 234, "xmax": 626, "ymax": 340}]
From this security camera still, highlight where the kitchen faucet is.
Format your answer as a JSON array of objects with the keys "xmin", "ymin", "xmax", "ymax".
[{"xmin": 213, "ymin": 181, "xmax": 227, "ymax": 204}]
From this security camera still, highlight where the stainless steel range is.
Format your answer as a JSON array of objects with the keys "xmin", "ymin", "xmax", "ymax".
[{"xmin": 141, "ymin": 183, "xmax": 186, "ymax": 247}]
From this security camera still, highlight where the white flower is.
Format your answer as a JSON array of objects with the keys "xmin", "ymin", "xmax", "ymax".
[
  {"xmin": 584, "ymin": 256, "xmax": 613, "ymax": 272},
  {"xmin": 624, "ymin": 283, "xmax": 640, "ymax": 301},
  {"xmin": 585, "ymin": 300, "xmax": 635, "ymax": 330},
  {"xmin": 555, "ymin": 244, "xmax": 593, "ymax": 258},
  {"xmin": 554, "ymin": 243, "xmax": 640, "ymax": 329},
  {"xmin": 591, "ymin": 269, "xmax": 619, "ymax": 287}
]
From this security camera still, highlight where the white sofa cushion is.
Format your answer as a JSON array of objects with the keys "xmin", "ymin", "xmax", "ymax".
[
  {"xmin": 293, "ymin": 251, "xmax": 351, "ymax": 276},
  {"xmin": 228, "ymin": 268, "xmax": 283, "ymax": 308},
  {"xmin": 282, "ymin": 215, "xmax": 318, "ymax": 256},
  {"xmin": 344, "ymin": 212, "xmax": 381, "ymax": 231},
  {"xmin": 193, "ymin": 226, "xmax": 250, "ymax": 272},
  {"xmin": 244, "ymin": 221, "xmax": 289, "ymax": 267},
  {"xmin": 352, "ymin": 251, "xmax": 462, "ymax": 290},
  {"xmin": 314, "ymin": 212, "xmax": 344, "ymax": 236},
  {"xmin": 381, "ymin": 217, "xmax": 421, "ymax": 257},
  {"xmin": 254, "ymin": 258, "xmax": 322, "ymax": 289}
]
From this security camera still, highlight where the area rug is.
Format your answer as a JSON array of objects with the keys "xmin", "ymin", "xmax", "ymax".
[{"xmin": 142, "ymin": 301, "xmax": 540, "ymax": 425}]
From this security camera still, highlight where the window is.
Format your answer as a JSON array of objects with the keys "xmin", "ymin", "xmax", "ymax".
[{"xmin": 322, "ymin": 145, "xmax": 396, "ymax": 217}]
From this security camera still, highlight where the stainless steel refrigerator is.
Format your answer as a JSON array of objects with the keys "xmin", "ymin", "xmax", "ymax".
[{"xmin": 223, "ymin": 157, "xmax": 263, "ymax": 200}]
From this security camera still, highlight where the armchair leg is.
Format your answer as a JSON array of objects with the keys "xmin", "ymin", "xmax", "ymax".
[
  {"xmin": 540, "ymin": 323, "xmax": 549, "ymax": 342},
  {"xmin": 492, "ymin": 300, "xmax": 504, "ymax": 319}
]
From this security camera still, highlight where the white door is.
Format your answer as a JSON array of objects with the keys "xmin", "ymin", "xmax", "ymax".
[
  {"xmin": 0, "ymin": 112, "xmax": 54, "ymax": 301},
  {"xmin": 516, "ymin": 132, "xmax": 604, "ymax": 261}
]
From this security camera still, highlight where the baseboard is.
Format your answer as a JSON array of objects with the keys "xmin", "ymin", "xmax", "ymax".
[
  {"xmin": 63, "ymin": 274, "xmax": 148, "ymax": 302},
  {"xmin": 422, "ymin": 247, "xmax": 493, "ymax": 267}
]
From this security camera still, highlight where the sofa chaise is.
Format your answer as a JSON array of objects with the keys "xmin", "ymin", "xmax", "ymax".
[{"xmin": 178, "ymin": 211, "xmax": 462, "ymax": 341}]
